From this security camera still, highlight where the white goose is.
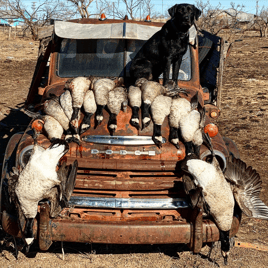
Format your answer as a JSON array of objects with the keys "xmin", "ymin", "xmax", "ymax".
[
  {"xmin": 138, "ymin": 79, "xmax": 166, "ymax": 130},
  {"xmin": 8, "ymin": 139, "xmax": 77, "ymax": 247},
  {"xmin": 107, "ymin": 87, "xmax": 127, "ymax": 135},
  {"xmin": 44, "ymin": 95, "xmax": 80, "ymax": 144},
  {"xmin": 23, "ymin": 110, "xmax": 64, "ymax": 142},
  {"xmin": 92, "ymin": 78, "xmax": 116, "ymax": 127},
  {"xmin": 80, "ymin": 89, "xmax": 97, "ymax": 134},
  {"xmin": 151, "ymin": 95, "xmax": 172, "ymax": 148},
  {"xmin": 168, "ymin": 97, "xmax": 192, "ymax": 149},
  {"xmin": 182, "ymin": 135, "xmax": 268, "ymax": 264},
  {"xmin": 179, "ymin": 93, "xmax": 206, "ymax": 157},
  {"xmin": 65, "ymin": 77, "xmax": 91, "ymax": 134},
  {"xmin": 128, "ymin": 85, "xmax": 142, "ymax": 130}
]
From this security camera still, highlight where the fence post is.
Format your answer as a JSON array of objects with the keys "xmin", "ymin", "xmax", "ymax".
[{"xmin": 8, "ymin": 27, "xmax": 11, "ymax": 40}]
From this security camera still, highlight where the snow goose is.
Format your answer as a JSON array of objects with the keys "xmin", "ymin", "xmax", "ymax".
[
  {"xmin": 107, "ymin": 87, "xmax": 127, "ymax": 135},
  {"xmin": 151, "ymin": 95, "xmax": 172, "ymax": 148},
  {"xmin": 91, "ymin": 78, "xmax": 116, "ymax": 127},
  {"xmin": 7, "ymin": 139, "xmax": 77, "ymax": 246}
]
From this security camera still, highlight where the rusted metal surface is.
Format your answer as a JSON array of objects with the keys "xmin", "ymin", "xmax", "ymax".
[
  {"xmin": 222, "ymin": 136, "xmax": 240, "ymax": 159},
  {"xmin": 39, "ymin": 202, "xmax": 53, "ymax": 251},
  {"xmin": 25, "ymin": 41, "xmax": 53, "ymax": 107},
  {"xmin": 8, "ymin": 17, "xmax": 240, "ymax": 250},
  {"xmin": 2, "ymin": 210, "xmax": 240, "ymax": 247},
  {"xmin": 193, "ymin": 208, "xmax": 203, "ymax": 253},
  {"xmin": 1, "ymin": 133, "xmax": 23, "ymax": 219}
]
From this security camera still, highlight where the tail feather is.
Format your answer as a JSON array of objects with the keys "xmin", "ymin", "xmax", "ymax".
[{"xmin": 64, "ymin": 160, "xmax": 78, "ymax": 201}]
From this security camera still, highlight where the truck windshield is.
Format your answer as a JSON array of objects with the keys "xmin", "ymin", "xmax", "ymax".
[{"xmin": 57, "ymin": 38, "xmax": 191, "ymax": 81}]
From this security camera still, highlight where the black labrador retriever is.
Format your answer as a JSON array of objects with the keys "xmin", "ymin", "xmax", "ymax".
[{"xmin": 130, "ymin": 4, "xmax": 201, "ymax": 87}]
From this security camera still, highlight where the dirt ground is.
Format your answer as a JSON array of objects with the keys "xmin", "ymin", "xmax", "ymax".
[{"xmin": 0, "ymin": 30, "xmax": 268, "ymax": 267}]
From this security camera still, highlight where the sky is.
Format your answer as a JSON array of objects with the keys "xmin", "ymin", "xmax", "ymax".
[
  {"xmin": 17, "ymin": 0, "xmax": 268, "ymax": 16},
  {"xmin": 153, "ymin": 0, "xmax": 266, "ymax": 14}
]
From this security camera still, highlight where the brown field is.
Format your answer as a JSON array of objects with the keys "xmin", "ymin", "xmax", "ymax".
[{"xmin": 0, "ymin": 30, "xmax": 268, "ymax": 267}]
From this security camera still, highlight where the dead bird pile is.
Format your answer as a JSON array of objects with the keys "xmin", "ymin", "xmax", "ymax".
[{"xmin": 25, "ymin": 76, "xmax": 206, "ymax": 158}]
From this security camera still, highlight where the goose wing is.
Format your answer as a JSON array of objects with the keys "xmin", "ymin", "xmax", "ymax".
[
  {"xmin": 183, "ymin": 174, "xmax": 203, "ymax": 209},
  {"xmin": 7, "ymin": 167, "xmax": 26, "ymax": 234},
  {"xmin": 225, "ymin": 157, "xmax": 268, "ymax": 219}
]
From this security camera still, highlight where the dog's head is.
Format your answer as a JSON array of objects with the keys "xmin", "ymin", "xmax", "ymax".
[{"xmin": 168, "ymin": 4, "xmax": 201, "ymax": 31}]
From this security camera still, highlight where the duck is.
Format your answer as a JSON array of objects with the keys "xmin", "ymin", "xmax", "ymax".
[
  {"xmin": 182, "ymin": 134, "xmax": 268, "ymax": 265},
  {"xmin": 65, "ymin": 77, "xmax": 91, "ymax": 134},
  {"xmin": 91, "ymin": 78, "xmax": 116, "ymax": 127},
  {"xmin": 107, "ymin": 87, "xmax": 127, "ymax": 135},
  {"xmin": 128, "ymin": 85, "xmax": 142, "ymax": 130},
  {"xmin": 80, "ymin": 89, "xmax": 97, "ymax": 134},
  {"xmin": 23, "ymin": 110, "xmax": 64, "ymax": 142},
  {"xmin": 7, "ymin": 138, "xmax": 78, "ymax": 247},
  {"xmin": 151, "ymin": 95, "xmax": 172, "ymax": 148}
]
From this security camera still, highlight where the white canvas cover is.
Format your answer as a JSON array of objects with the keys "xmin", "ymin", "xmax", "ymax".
[
  {"xmin": 54, "ymin": 21, "xmax": 197, "ymax": 42},
  {"xmin": 54, "ymin": 21, "xmax": 161, "ymax": 40}
]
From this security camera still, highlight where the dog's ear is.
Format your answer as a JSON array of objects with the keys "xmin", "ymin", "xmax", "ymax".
[
  {"xmin": 168, "ymin": 4, "xmax": 178, "ymax": 18},
  {"xmin": 194, "ymin": 6, "xmax": 202, "ymax": 20}
]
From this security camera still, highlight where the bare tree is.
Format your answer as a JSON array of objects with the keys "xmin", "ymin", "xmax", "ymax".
[
  {"xmin": 98, "ymin": 0, "xmax": 150, "ymax": 20},
  {"xmin": 195, "ymin": 0, "xmax": 249, "ymax": 43},
  {"xmin": 3, "ymin": 0, "xmax": 74, "ymax": 40},
  {"xmin": 195, "ymin": 0, "xmax": 222, "ymax": 35},
  {"xmin": 67, "ymin": 0, "xmax": 94, "ymax": 18},
  {"xmin": 254, "ymin": 6, "xmax": 268, "ymax": 37}
]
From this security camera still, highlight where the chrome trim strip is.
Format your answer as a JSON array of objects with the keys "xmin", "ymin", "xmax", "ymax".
[
  {"xmin": 82, "ymin": 135, "xmax": 166, "ymax": 146},
  {"xmin": 200, "ymin": 149, "xmax": 227, "ymax": 171},
  {"xmin": 90, "ymin": 149, "xmax": 156, "ymax": 156},
  {"xmin": 69, "ymin": 196, "xmax": 190, "ymax": 209}
]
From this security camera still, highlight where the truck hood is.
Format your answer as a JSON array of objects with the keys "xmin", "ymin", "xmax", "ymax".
[{"xmin": 39, "ymin": 82, "xmax": 221, "ymax": 162}]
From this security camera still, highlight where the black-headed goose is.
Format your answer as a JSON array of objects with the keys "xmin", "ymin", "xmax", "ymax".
[
  {"xmin": 182, "ymin": 134, "xmax": 268, "ymax": 264},
  {"xmin": 65, "ymin": 77, "xmax": 91, "ymax": 134},
  {"xmin": 107, "ymin": 87, "xmax": 127, "ymax": 135},
  {"xmin": 92, "ymin": 78, "xmax": 116, "ymax": 127},
  {"xmin": 168, "ymin": 97, "xmax": 191, "ymax": 149},
  {"xmin": 23, "ymin": 110, "xmax": 64, "ymax": 142},
  {"xmin": 151, "ymin": 95, "xmax": 172, "ymax": 148},
  {"xmin": 180, "ymin": 93, "xmax": 206, "ymax": 157},
  {"xmin": 139, "ymin": 79, "xmax": 166, "ymax": 130},
  {"xmin": 182, "ymin": 154, "xmax": 235, "ymax": 265},
  {"xmin": 8, "ymin": 138, "xmax": 77, "ymax": 247},
  {"xmin": 80, "ymin": 89, "xmax": 97, "ymax": 134},
  {"xmin": 128, "ymin": 85, "xmax": 142, "ymax": 129}
]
